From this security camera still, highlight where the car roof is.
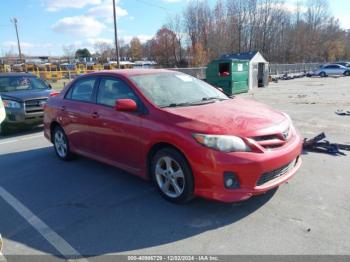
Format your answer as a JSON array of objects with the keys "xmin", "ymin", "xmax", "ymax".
[
  {"xmin": 323, "ymin": 64, "xmax": 344, "ymax": 67},
  {"xmin": 0, "ymin": 72, "xmax": 37, "ymax": 77},
  {"xmin": 86, "ymin": 69, "xmax": 178, "ymax": 77}
]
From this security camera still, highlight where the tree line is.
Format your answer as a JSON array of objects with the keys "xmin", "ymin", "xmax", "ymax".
[{"xmin": 69, "ymin": 0, "xmax": 350, "ymax": 67}]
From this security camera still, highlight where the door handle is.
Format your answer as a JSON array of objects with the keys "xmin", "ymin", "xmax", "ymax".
[
  {"xmin": 60, "ymin": 106, "xmax": 66, "ymax": 112},
  {"xmin": 92, "ymin": 112, "xmax": 99, "ymax": 119}
]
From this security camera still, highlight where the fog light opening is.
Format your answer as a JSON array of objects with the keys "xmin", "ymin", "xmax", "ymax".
[
  {"xmin": 224, "ymin": 172, "xmax": 240, "ymax": 189},
  {"xmin": 226, "ymin": 178, "xmax": 234, "ymax": 187}
]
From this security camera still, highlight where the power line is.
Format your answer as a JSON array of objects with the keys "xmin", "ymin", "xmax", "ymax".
[{"xmin": 133, "ymin": 0, "xmax": 175, "ymax": 14}]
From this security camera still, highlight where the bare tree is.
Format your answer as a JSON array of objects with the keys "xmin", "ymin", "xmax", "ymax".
[
  {"xmin": 184, "ymin": 0, "xmax": 212, "ymax": 65},
  {"xmin": 167, "ymin": 14, "xmax": 184, "ymax": 65},
  {"xmin": 62, "ymin": 44, "xmax": 76, "ymax": 58},
  {"xmin": 94, "ymin": 41, "xmax": 114, "ymax": 63},
  {"xmin": 130, "ymin": 37, "xmax": 143, "ymax": 61},
  {"xmin": 143, "ymin": 0, "xmax": 348, "ymax": 65}
]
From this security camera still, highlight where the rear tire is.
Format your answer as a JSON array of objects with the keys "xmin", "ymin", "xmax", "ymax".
[
  {"xmin": 344, "ymin": 71, "xmax": 350, "ymax": 76},
  {"xmin": 151, "ymin": 147, "xmax": 194, "ymax": 204},
  {"xmin": 53, "ymin": 126, "xmax": 73, "ymax": 161},
  {"xmin": 0, "ymin": 123, "xmax": 10, "ymax": 136}
]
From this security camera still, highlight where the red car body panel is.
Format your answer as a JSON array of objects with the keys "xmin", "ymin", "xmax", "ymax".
[{"xmin": 44, "ymin": 70, "xmax": 303, "ymax": 202}]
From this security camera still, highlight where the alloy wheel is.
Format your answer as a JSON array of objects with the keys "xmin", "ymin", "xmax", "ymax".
[
  {"xmin": 155, "ymin": 156, "xmax": 185, "ymax": 198},
  {"xmin": 54, "ymin": 129, "xmax": 68, "ymax": 158}
]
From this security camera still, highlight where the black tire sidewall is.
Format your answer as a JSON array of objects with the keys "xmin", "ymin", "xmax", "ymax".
[
  {"xmin": 0, "ymin": 123, "xmax": 9, "ymax": 136},
  {"xmin": 53, "ymin": 126, "xmax": 72, "ymax": 161},
  {"xmin": 151, "ymin": 148, "xmax": 194, "ymax": 204}
]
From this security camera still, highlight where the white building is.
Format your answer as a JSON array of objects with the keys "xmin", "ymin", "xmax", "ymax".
[{"xmin": 221, "ymin": 51, "xmax": 269, "ymax": 90}]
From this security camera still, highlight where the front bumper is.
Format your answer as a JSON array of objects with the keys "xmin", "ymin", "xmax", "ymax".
[
  {"xmin": 189, "ymin": 131, "xmax": 303, "ymax": 203},
  {"xmin": 2, "ymin": 108, "xmax": 44, "ymax": 126}
]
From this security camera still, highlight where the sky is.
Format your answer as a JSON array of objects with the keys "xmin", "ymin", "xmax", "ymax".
[{"xmin": 0, "ymin": 0, "xmax": 349, "ymax": 56}]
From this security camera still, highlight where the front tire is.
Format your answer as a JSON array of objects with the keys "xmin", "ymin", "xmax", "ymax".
[
  {"xmin": 151, "ymin": 148, "xmax": 194, "ymax": 204},
  {"xmin": 344, "ymin": 71, "xmax": 350, "ymax": 76},
  {"xmin": 53, "ymin": 126, "xmax": 73, "ymax": 161},
  {"xmin": 319, "ymin": 72, "xmax": 327, "ymax": 77}
]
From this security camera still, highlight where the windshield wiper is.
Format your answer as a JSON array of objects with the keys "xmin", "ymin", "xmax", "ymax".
[
  {"xmin": 163, "ymin": 100, "xmax": 216, "ymax": 108},
  {"xmin": 201, "ymin": 97, "xmax": 228, "ymax": 101},
  {"xmin": 165, "ymin": 102, "xmax": 193, "ymax": 108}
]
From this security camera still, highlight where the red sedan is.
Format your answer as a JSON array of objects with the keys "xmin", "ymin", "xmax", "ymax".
[{"xmin": 44, "ymin": 69, "xmax": 303, "ymax": 203}]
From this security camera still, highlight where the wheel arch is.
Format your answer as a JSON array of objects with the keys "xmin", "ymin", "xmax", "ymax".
[
  {"xmin": 50, "ymin": 121, "xmax": 61, "ymax": 143},
  {"xmin": 146, "ymin": 142, "xmax": 193, "ymax": 181}
]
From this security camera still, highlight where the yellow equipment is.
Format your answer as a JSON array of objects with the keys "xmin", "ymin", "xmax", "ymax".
[
  {"xmin": 12, "ymin": 63, "xmax": 25, "ymax": 72},
  {"xmin": 38, "ymin": 63, "xmax": 52, "ymax": 80},
  {"xmin": 50, "ymin": 63, "xmax": 63, "ymax": 80},
  {"xmin": 25, "ymin": 63, "xmax": 40, "ymax": 77},
  {"xmin": 75, "ymin": 63, "xmax": 87, "ymax": 74},
  {"xmin": 86, "ymin": 62, "xmax": 103, "ymax": 72},
  {"xmin": 0, "ymin": 64, "xmax": 11, "ymax": 72}
]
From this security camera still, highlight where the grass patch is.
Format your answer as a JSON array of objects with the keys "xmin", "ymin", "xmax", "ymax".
[{"xmin": 47, "ymin": 79, "xmax": 71, "ymax": 91}]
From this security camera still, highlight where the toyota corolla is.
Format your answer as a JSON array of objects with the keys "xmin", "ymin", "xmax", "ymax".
[{"xmin": 44, "ymin": 70, "xmax": 303, "ymax": 203}]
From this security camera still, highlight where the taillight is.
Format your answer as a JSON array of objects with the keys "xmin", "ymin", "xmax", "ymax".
[{"xmin": 50, "ymin": 91, "xmax": 59, "ymax": 97}]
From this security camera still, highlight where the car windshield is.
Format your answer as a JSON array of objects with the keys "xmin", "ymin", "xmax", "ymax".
[
  {"xmin": 130, "ymin": 73, "xmax": 229, "ymax": 108},
  {"xmin": 0, "ymin": 76, "xmax": 48, "ymax": 93}
]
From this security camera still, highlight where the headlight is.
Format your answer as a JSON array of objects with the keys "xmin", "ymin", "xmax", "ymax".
[
  {"xmin": 193, "ymin": 134, "xmax": 251, "ymax": 152},
  {"xmin": 3, "ymin": 100, "xmax": 21, "ymax": 109},
  {"xmin": 282, "ymin": 112, "xmax": 294, "ymax": 129},
  {"xmin": 282, "ymin": 112, "xmax": 291, "ymax": 122}
]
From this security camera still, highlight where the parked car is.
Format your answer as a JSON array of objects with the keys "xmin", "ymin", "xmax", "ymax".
[
  {"xmin": 44, "ymin": 70, "xmax": 303, "ymax": 203},
  {"xmin": 335, "ymin": 62, "xmax": 350, "ymax": 68},
  {"xmin": 0, "ymin": 73, "xmax": 54, "ymax": 134},
  {"xmin": 313, "ymin": 64, "xmax": 350, "ymax": 77}
]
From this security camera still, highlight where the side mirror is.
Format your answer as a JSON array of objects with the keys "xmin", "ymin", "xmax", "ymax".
[{"xmin": 115, "ymin": 99, "xmax": 137, "ymax": 112}]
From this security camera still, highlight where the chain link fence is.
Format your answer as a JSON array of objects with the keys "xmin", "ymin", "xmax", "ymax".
[
  {"xmin": 269, "ymin": 63, "xmax": 322, "ymax": 76},
  {"xmin": 169, "ymin": 67, "xmax": 207, "ymax": 80},
  {"xmin": 169, "ymin": 63, "xmax": 323, "ymax": 79},
  {"xmin": 1, "ymin": 63, "xmax": 324, "ymax": 83}
]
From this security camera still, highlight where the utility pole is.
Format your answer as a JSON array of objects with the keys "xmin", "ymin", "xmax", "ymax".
[
  {"xmin": 281, "ymin": 22, "xmax": 285, "ymax": 63},
  {"xmin": 12, "ymin": 18, "xmax": 22, "ymax": 62},
  {"xmin": 112, "ymin": 0, "xmax": 120, "ymax": 68}
]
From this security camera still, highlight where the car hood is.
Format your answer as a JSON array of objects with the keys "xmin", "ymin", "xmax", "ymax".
[
  {"xmin": 162, "ymin": 97, "xmax": 288, "ymax": 136},
  {"xmin": 0, "ymin": 89, "xmax": 51, "ymax": 102}
]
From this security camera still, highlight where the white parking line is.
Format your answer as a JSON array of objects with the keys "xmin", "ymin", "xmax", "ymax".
[
  {"xmin": 0, "ymin": 135, "xmax": 43, "ymax": 145},
  {"xmin": 0, "ymin": 186, "xmax": 88, "ymax": 261}
]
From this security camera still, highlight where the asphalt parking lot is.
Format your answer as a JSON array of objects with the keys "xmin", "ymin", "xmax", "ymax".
[{"xmin": 0, "ymin": 76, "xmax": 349, "ymax": 260}]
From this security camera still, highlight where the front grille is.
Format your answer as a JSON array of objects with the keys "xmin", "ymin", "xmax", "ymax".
[
  {"xmin": 251, "ymin": 128, "xmax": 291, "ymax": 150},
  {"xmin": 24, "ymin": 99, "xmax": 47, "ymax": 114},
  {"xmin": 253, "ymin": 134, "xmax": 280, "ymax": 142},
  {"xmin": 257, "ymin": 158, "xmax": 298, "ymax": 186}
]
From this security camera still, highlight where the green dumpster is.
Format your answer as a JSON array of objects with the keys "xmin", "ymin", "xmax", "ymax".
[{"xmin": 206, "ymin": 58, "xmax": 249, "ymax": 94}]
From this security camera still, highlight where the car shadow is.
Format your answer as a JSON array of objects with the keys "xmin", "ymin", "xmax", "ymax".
[
  {"xmin": 0, "ymin": 125, "xmax": 43, "ymax": 139},
  {"xmin": 0, "ymin": 147, "xmax": 277, "ymax": 257}
]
